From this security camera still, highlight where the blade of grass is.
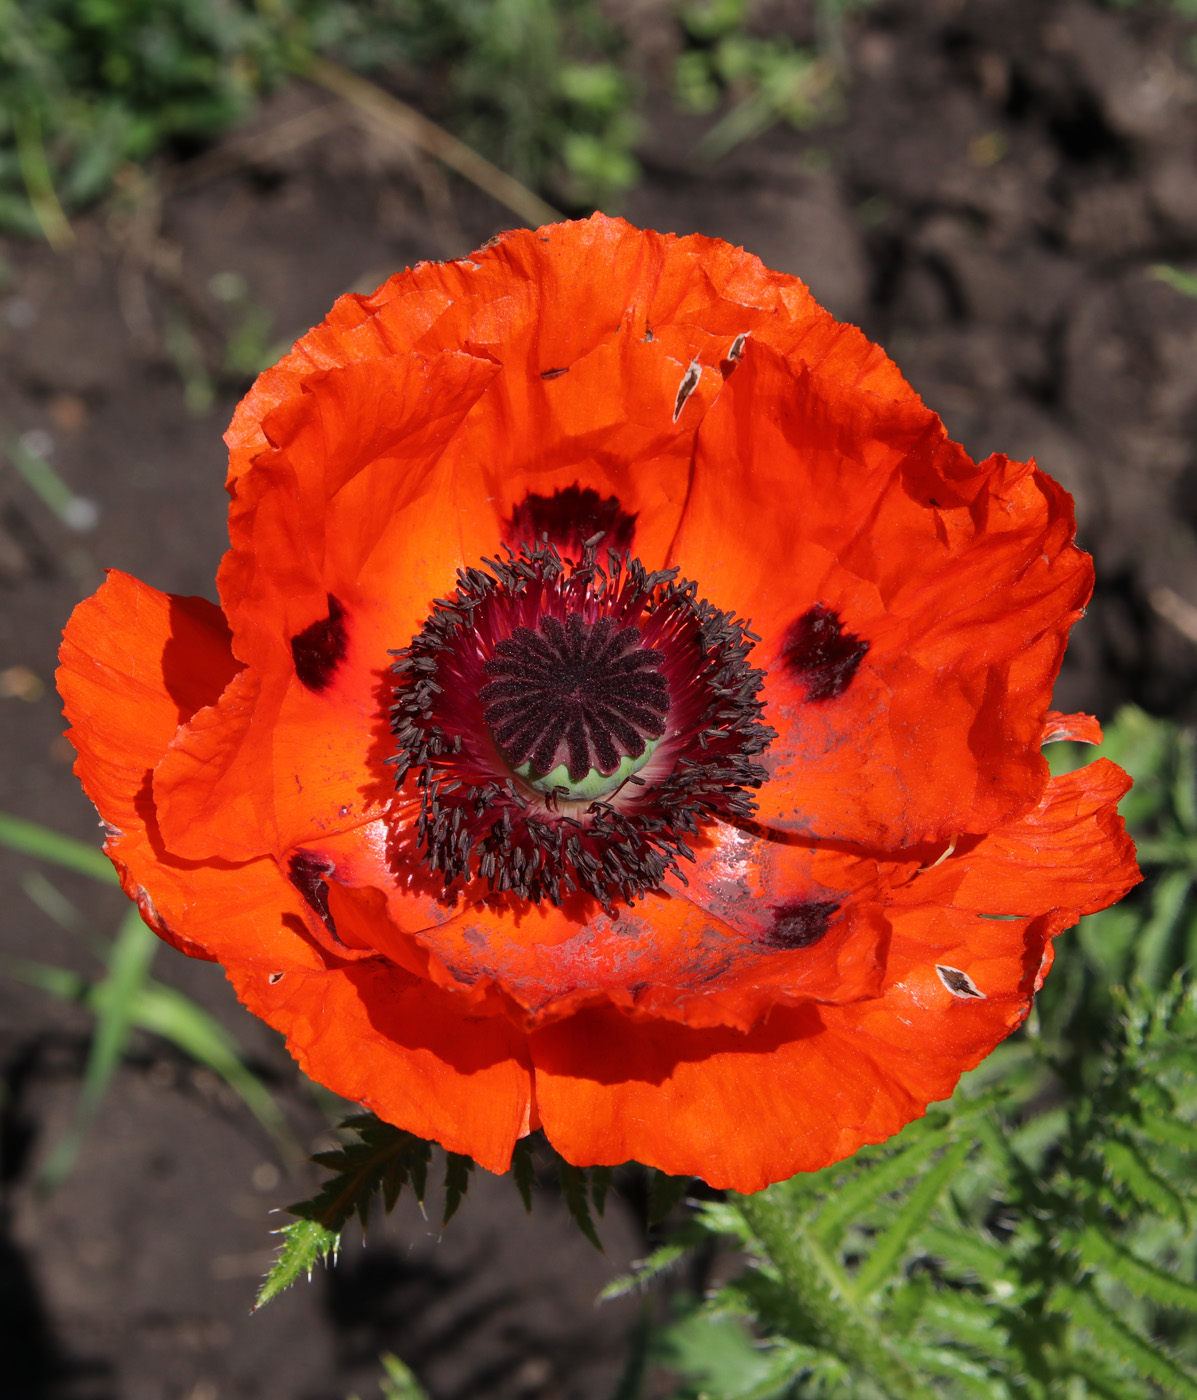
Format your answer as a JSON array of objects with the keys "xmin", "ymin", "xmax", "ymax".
[
  {"xmin": 0, "ymin": 952, "xmax": 88, "ymax": 1001},
  {"xmin": 38, "ymin": 907, "xmax": 157, "ymax": 1190},
  {"xmin": 0, "ymin": 812, "xmax": 118, "ymax": 884},
  {"xmin": 130, "ymin": 981, "xmax": 295, "ymax": 1151}
]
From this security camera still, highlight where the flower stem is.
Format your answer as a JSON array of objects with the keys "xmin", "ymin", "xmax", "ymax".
[{"xmin": 735, "ymin": 1187, "xmax": 936, "ymax": 1400}]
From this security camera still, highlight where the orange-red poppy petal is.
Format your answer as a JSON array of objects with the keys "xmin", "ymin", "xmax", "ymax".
[
  {"xmin": 907, "ymin": 760, "xmax": 1140, "ymax": 918},
  {"xmin": 529, "ymin": 899, "xmax": 1054, "ymax": 1192},
  {"xmin": 57, "ymin": 571, "xmax": 325, "ymax": 971},
  {"xmin": 670, "ymin": 339, "xmax": 1090, "ymax": 847},
  {"xmin": 230, "ymin": 960, "xmax": 533, "ymax": 1174}
]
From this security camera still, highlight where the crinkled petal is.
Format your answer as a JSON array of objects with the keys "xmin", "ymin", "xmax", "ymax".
[
  {"xmin": 671, "ymin": 341, "xmax": 1092, "ymax": 846},
  {"xmin": 230, "ymin": 961, "xmax": 533, "ymax": 1174}
]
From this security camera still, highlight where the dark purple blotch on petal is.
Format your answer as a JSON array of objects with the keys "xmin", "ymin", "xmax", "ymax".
[
  {"xmin": 763, "ymin": 899, "xmax": 839, "ymax": 950},
  {"xmin": 506, "ymin": 486, "xmax": 636, "ymax": 561},
  {"xmin": 781, "ymin": 604, "xmax": 869, "ymax": 701},
  {"xmin": 291, "ymin": 594, "xmax": 348, "ymax": 693},
  {"xmin": 288, "ymin": 850, "xmax": 337, "ymax": 933}
]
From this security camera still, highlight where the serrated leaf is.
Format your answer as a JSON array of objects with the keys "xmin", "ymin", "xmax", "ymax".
[
  {"xmin": 647, "ymin": 1168, "xmax": 692, "ymax": 1226},
  {"xmin": 442, "ymin": 1152, "xmax": 473, "ymax": 1226},
  {"xmin": 511, "ymin": 1135, "xmax": 535, "ymax": 1212},
  {"xmin": 1061, "ymin": 1284, "xmax": 1197, "ymax": 1399},
  {"xmin": 255, "ymin": 1217, "xmax": 340, "ymax": 1310},
  {"xmin": 1098, "ymin": 1137, "xmax": 1189, "ymax": 1224},
  {"xmin": 917, "ymin": 1293, "xmax": 1016, "ymax": 1361},
  {"xmin": 811, "ymin": 1127, "xmax": 948, "ymax": 1250},
  {"xmin": 854, "ymin": 1137, "xmax": 973, "ymax": 1297},
  {"xmin": 1134, "ymin": 1108, "xmax": 1197, "ymax": 1157},
  {"xmin": 290, "ymin": 1117, "xmax": 432, "ymax": 1234},
  {"xmin": 892, "ymin": 1339, "xmax": 1002, "ymax": 1399},
  {"xmin": 558, "ymin": 1161, "xmax": 603, "ymax": 1250},
  {"xmin": 917, "ymin": 1224, "xmax": 1012, "ymax": 1286},
  {"xmin": 590, "ymin": 1164, "xmax": 612, "ymax": 1218},
  {"xmin": 599, "ymin": 1241, "xmax": 691, "ymax": 1302},
  {"xmin": 1077, "ymin": 1225, "xmax": 1197, "ymax": 1312}
]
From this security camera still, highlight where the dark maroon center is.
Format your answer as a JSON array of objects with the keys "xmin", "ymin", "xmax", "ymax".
[{"xmin": 480, "ymin": 614, "xmax": 669, "ymax": 781}]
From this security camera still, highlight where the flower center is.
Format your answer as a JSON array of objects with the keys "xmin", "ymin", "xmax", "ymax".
[
  {"xmin": 391, "ymin": 542, "xmax": 775, "ymax": 910},
  {"xmin": 481, "ymin": 614, "xmax": 668, "ymax": 799}
]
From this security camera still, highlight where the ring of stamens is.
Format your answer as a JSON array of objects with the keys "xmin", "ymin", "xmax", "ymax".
[{"xmin": 390, "ymin": 541, "xmax": 774, "ymax": 910}]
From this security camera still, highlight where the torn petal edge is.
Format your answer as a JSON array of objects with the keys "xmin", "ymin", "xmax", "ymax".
[{"xmin": 1042, "ymin": 710, "xmax": 1103, "ymax": 746}]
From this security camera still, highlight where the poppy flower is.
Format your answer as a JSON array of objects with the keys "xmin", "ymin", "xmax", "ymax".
[{"xmin": 58, "ymin": 215, "xmax": 1139, "ymax": 1193}]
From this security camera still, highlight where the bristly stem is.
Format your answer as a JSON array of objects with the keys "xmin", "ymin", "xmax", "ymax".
[{"xmin": 736, "ymin": 1187, "xmax": 937, "ymax": 1400}]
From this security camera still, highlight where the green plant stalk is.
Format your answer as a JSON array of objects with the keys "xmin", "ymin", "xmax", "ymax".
[
  {"xmin": 12, "ymin": 105, "xmax": 74, "ymax": 250},
  {"xmin": 736, "ymin": 1189, "xmax": 936, "ymax": 1400}
]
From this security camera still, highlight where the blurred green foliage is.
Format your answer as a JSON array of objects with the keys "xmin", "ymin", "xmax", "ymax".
[
  {"xmin": 675, "ymin": 0, "xmax": 869, "ymax": 165},
  {"xmin": 0, "ymin": 0, "xmax": 892, "ymax": 238},
  {"xmin": 0, "ymin": 0, "xmax": 641, "ymax": 235}
]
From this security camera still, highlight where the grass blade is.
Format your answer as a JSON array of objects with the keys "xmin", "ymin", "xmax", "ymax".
[
  {"xmin": 0, "ymin": 812, "xmax": 118, "ymax": 884},
  {"xmin": 38, "ymin": 907, "xmax": 157, "ymax": 1190},
  {"xmin": 130, "ymin": 981, "xmax": 294, "ymax": 1149}
]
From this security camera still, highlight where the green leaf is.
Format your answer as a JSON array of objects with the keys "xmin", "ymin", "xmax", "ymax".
[
  {"xmin": 1153, "ymin": 264, "xmax": 1197, "ymax": 299},
  {"xmin": 0, "ymin": 952, "xmax": 88, "ymax": 1001},
  {"xmin": 558, "ymin": 1161, "xmax": 603, "ymax": 1250},
  {"xmin": 647, "ymin": 1168, "xmax": 691, "ymax": 1225},
  {"xmin": 0, "ymin": 811, "xmax": 118, "ymax": 884},
  {"xmin": 599, "ymin": 1241, "xmax": 691, "ymax": 1302},
  {"xmin": 1062, "ymin": 1284, "xmax": 1197, "ymax": 1399},
  {"xmin": 1098, "ymin": 1137, "xmax": 1189, "ymax": 1224},
  {"xmin": 1077, "ymin": 1226, "xmax": 1197, "ymax": 1312},
  {"xmin": 1135, "ymin": 869, "xmax": 1192, "ymax": 989},
  {"xmin": 854, "ymin": 1138, "xmax": 973, "ymax": 1297},
  {"xmin": 442, "ymin": 1151, "xmax": 473, "ymax": 1226},
  {"xmin": 590, "ymin": 1163, "xmax": 612, "ymax": 1218},
  {"xmin": 916, "ymin": 1224, "xmax": 1013, "ymax": 1287},
  {"xmin": 1134, "ymin": 1108, "xmax": 1197, "ymax": 1156},
  {"xmin": 254, "ymin": 1217, "xmax": 340, "ymax": 1310},
  {"xmin": 295, "ymin": 1115, "xmax": 432, "ymax": 1233},
  {"xmin": 377, "ymin": 1351, "xmax": 430, "ymax": 1400},
  {"xmin": 511, "ymin": 1134, "xmax": 535, "ymax": 1212},
  {"xmin": 39, "ymin": 907, "xmax": 158, "ymax": 1190},
  {"xmin": 811, "ymin": 1121, "xmax": 949, "ymax": 1249}
]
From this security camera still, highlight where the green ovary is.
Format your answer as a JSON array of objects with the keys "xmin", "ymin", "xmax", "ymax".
[{"xmin": 514, "ymin": 737, "xmax": 661, "ymax": 800}]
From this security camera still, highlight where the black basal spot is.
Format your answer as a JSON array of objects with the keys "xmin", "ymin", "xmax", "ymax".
[
  {"xmin": 781, "ymin": 604, "xmax": 869, "ymax": 702},
  {"xmin": 291, "ymin": 594, "xmax": 348, "ymax": 692},
  {"xmin": 506, "ymin": 486, "xmax": 637, "ymax": 561},
  {"xmin": 763, "ymin": 899, "xmax": 839, "ymax": 950},
  {"xmin": 288, "ymin": 850, "xmax": 336, "ymax": 933}
]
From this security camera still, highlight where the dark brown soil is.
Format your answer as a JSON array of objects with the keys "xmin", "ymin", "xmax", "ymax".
[{"xmin": 3, "ymin": 2, "xmax": 1197, "ymax": 1397}]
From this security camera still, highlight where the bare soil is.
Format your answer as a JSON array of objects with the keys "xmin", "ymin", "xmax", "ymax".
[{"xmin": 3, "ymin": 2, "xmax": 1197, "ymax": 1396}]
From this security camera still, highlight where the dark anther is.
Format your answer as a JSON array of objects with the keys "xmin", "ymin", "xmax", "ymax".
[
  {"xmin": 540, "ymin": 367, "xmax": 569, "ymax": 380},
  {"xmin": 392, "ymin": 542, "xmax": 775, "ymax": 909},
  {"xmin": 291, "ymin": 594, "xmax": 348, "ymax": 693},
  {"xmin": 506, "ymin": 486, "xmax": 637, "ymax": 560},
  {"xmin": 288, "ymin": 850, "xmax": 336, "ymax": 933},
  {"xmin": 763, "ymin": 899, "xmax": 839, "ymax": 950},
  {"xmin": 781, "ymin": 604, "xmax": 869, "ymax": 702},
  {"xmin": 481, "ymin": 614, "xmax": 669, "ymax": 781}
]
